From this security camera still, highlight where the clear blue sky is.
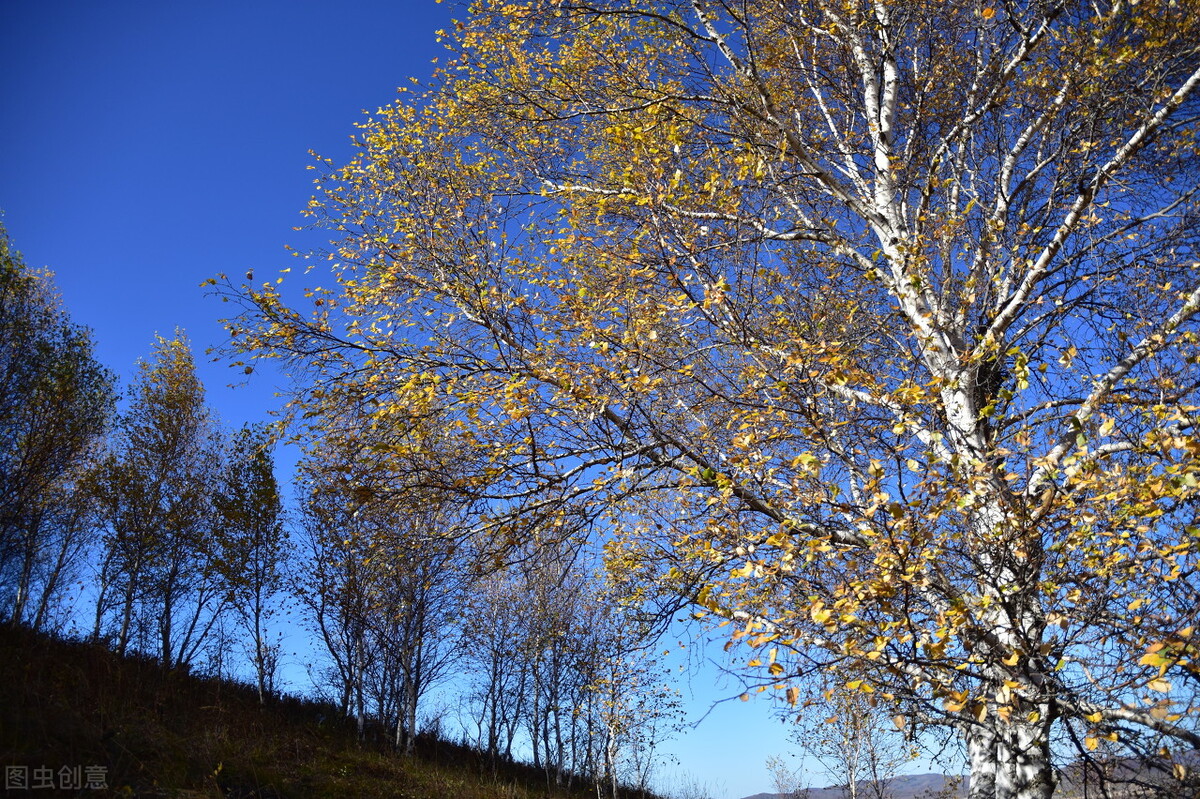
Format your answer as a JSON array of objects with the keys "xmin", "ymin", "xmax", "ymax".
[{"xmin": 0, "ymin": 2, "xmax": 813, "ymax": 796}]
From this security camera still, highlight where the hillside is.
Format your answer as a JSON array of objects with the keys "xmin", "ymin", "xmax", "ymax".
[{"xmin": 0, "ymin": 624, "xmax": 653, "ymax": 799}]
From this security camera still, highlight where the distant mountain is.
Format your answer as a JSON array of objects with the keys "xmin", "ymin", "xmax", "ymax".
[
  {"xmin": 1053, "ymin": 752, "xmax": 1200, "ymax": 799},
  {"xmin": 740, "ymin": 772, "xmax": 967, "ymax": 799},
  {"xmin": 742, "ymin": 753, "xmax": 1200, "ymax": 799}
]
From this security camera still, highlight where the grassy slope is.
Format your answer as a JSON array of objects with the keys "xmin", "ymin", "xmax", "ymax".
[{"xmin": 0, "ymin": 625, "xmax": 640, "ymax": 799}]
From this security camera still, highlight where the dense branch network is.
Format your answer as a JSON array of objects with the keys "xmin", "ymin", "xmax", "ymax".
[{"xmin": 221, "ymin": 2, "xmax": 1200, "ymax": 797}]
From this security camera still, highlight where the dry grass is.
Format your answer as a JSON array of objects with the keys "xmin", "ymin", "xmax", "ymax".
[{"xmin": 0, "ymin": 625, "xmax": 655, "ymax": 799}]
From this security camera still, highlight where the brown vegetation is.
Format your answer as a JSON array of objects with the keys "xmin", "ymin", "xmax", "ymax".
[{"xmin": 0, "ymin": 624, "xmax": 665, "ymax": 799}]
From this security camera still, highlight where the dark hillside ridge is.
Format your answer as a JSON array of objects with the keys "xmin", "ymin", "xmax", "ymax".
[
  {"xmin": 740, "ymin": 772, "xmax": 966, "ymax": 799},
  {"xmin": 0, "ymin": 624, "xmax": 660, "ymax": 799},
  {"xmin": 740, "ymin": 751, "xmax": 1200, "ymax": 799}
]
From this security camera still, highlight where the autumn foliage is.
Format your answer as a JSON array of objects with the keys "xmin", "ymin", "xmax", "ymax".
[{"xmin": 222, "ymin": 2, "xmax": 1200, "ymax": 797}]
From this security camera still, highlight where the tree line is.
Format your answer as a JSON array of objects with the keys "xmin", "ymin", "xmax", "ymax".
[
  {"xmin": 0, "ymin": 227, "xmax": 681, "ymax": 795},
  {"xmin": 287, "ymin": 374, "xmax": 682, "ymax": 789},
  {"xmin": 1, "ymin": 231, "xmax": 287, "ymax": 702}
]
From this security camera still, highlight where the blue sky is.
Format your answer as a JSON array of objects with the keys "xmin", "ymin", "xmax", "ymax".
[{"xmin": 0, "ymin": 2, "xmax": 826, "ymax": 796}]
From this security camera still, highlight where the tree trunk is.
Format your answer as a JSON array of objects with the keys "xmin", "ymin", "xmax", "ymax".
[
  {"xmin": 530, "ymin": 673, "xmax": 543, "ymax": 771},
  {"xmin": 354, "ymin": 651, "xmax": 366, "ymax": 742},
  {"xmin": 90, "ymin": 566, "xmax": 109, "ymax": 644},
  {"xmin": 115, "ymin": 568, "xmax": 137, "ymax": 656},
  {"xmin": 255, "ymin": 635, "xmax": 267, "ymax": 704},
  {"xmin": 395, "ymin": 675, "xmax": 417, "ymax": 755},
  {"xmin": 30, "ymin": 519, "xmax": 73, "ymax": 631},
  {"xmin": 159, "ymin": 589, "xmax": 174, "ymax": 670},
  {"xmin": 9, "ymin": 520, "xmax": 37, "ymax": 625},
  {"xmin": 967, "ymin": 721, "xmax": 1055, "ymax": 799},
  {"xmin": 606, "ymin": 718, "xmax": 620, "ymax": 799}
]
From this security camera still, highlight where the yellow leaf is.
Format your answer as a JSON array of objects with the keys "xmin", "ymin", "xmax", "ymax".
[
  {"xmin": 1148, "ymin": 677, "xmax": 1172, "ymax": 693},
  {"xmin": 944, "ymin": 691, "xmax": 968, "ymax": 713},
  {"xmin": 1140, "ymin": 649, "xmax": 1174, "ymax": 669}
]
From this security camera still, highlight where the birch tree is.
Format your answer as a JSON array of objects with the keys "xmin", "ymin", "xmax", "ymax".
[
  {"xmin": 93, "ymin": 332, "xmax": 226, "ymax": 668},
  {"xmin": 462, "ymin": 570, "xmax": 532, "ymax": 764},
  {"xmin": 460, "ymin": 551, "xmax": 680, "ymax": 791},
  {"xmin": 0, "ymin": 230, "xmax": 115, "ymax": 629},
  {"xmin": 224, "ymin": 1, "xmax": 1200, "ymax": 797},
  {"xmin": 294, "ymin": 450, "xmax": 377, "ymax": 738},
  {"xmin": 294, "ymin": 429, "xmax": 470, "ymax": 750},
  {"xmin": 363, "ymin": 497, "xmax": 468, "ymax": 755},
  {"xmin": 214, "ymin": 424, "xmax": 287, "ymax": 704},
  {"xmin": 790, "ymin": 689, "xmax": 913, "ymax": 799}
]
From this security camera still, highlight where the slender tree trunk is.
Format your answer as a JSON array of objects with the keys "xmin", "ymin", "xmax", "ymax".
[
  {"xmin": 543, "ymin": 703, "xmax": 554, "ymax": 787},
  {"xmin": 485, "ymin": 653, "xmax": 501, "ymax": 759},
  {"xmin": 90, "ymin": 564, "xmax": 109, "ymax": 643},
  {"xmin": 9, "ymin": 520, "xmax": 37, "ymax": 625},
  {"xmin": 174, "ymin": 573, "xmax": 225, "ymax": 670},
  {"xmin": 116, "ymin": 567, "xmax": 138, "ymax": 656},
  {"xmin": 401, "ymin": 676, "xmax": 418, "ymax": 755},
  {"xmin": 30, "ymin": 520, "xmax": 74, "ymax": 631},
  {"xmin": 606, "ymin": 718, "xmax": 619, "ymax": 799},
  {"xmin": 552, "ymin": 673, "xmax": 565, "ymax": 785},
  {"xmin": 159, "ymin": 588, "xmax": 174, "ymax": 669},
  {"xmin": 255, "ymin": 635, "xmax": 267, "ymax": 704},
  {"xmin": 530, "ymin": 671, "xmax": 543, "ymax": 771},
  {"xmin": 843, "ymin": 736, "xmax": 860, "ymax": 799},
  {"xmin": 354, "ymin": 638, "xmax": 366, "ymax": 742},
  {"xmin": 252, "ymin": 593, "xmax": 267, "ymax": 705},
  {"xmin": 585, "ymin": 692, "xmax": 597, "ymax": 782}
]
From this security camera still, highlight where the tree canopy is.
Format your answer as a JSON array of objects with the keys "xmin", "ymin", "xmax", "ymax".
[
  {"xmin": 0, "ymin": 228, "xmax": 115, "ymax": 628},
  {"xmin": 223, "ymin": 2, "xmax": 1200, "ymax": 797},
  {"xmin": 93, "ymin": 332, "xmax": 226, "ymax": 668}
]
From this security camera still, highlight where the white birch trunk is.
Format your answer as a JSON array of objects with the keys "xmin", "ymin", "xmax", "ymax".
[{"xmin": 967, "ymin": 720, "xmax": 1055, "ymax": 799}]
